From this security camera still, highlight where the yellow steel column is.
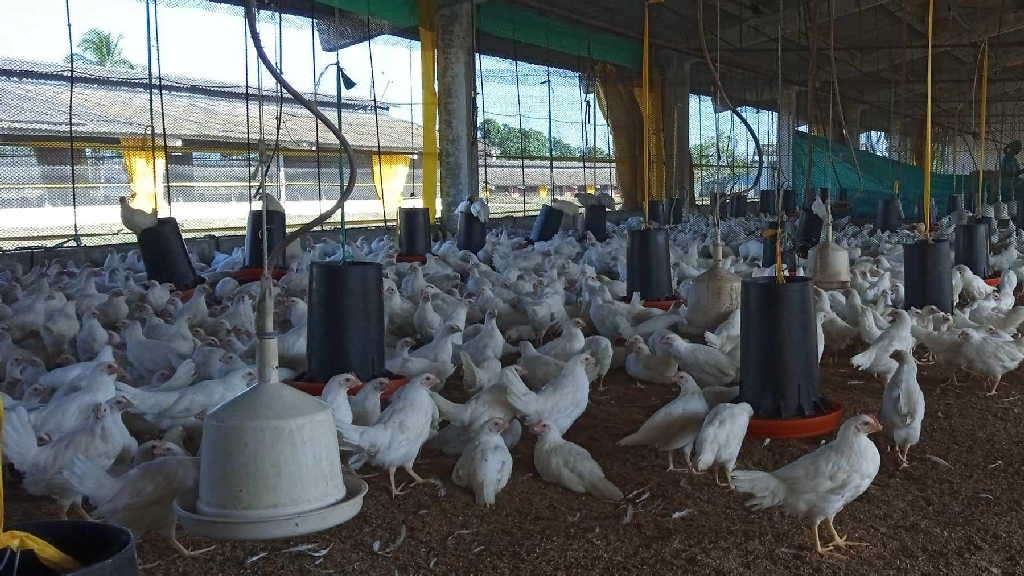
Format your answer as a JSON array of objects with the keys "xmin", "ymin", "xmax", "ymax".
[{"xmin": 418, "ymin": 0, "xmax": 439, "ymax": 220}]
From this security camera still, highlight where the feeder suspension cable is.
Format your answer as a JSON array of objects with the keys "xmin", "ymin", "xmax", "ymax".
[
  {"xmin": 695, "ymin": 0, "xmax": 764, "ymax": 202},
  {"xmin": 245, "ymin": 0, "xmax": 357, "ymax": 266},
  {"xmin": 244, "ymin": 16, "xmax": 253, "ymax": 209},
  {"xmin": 977, "ymin": 41, "xmax": 990, "ymax": 213},
  {"xmin": 775, "ymin": 0, "xmax": 786, "ymax": 285},
  {"xmin": 153, "ymin": 0, "xmax": 172, "ymax": 214},
  {"xmin": 145, "ymin": 0, "xmax": 160, "ymax": 215},
  {"xmin": 365, "ymin": 4, "xmax": 389, "ymax": 230},
  {"xmin": 63, "ymin": 0, "xmax": 81, "ymax": 245},
  {"xmin": 311, "ymin": 1, "xmax": 324, "ymax": 223},
  {"xmin": 922, "ymin": 0, "xmax": 935, "ymax": 239},
  {"xmin": 827, "ymin": 0, "xmax": 863, "ymax": 201}
]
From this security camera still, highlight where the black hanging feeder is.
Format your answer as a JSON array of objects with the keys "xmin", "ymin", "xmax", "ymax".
[
  {"xmin": 876, "ymin": 198, "xmax": 901, "ymax": 232},
  {"xmin": 761, "ymin": 231, "xmax": 797, "ymax": 270},
  {"xmin": 668, "ymin": 196, "xmax": 685, "ymax": 224},
  {"xmin": 647, "ymin": 199, "xmax": 667, "ymax": 225},
  {"xmin": 738, "ymin": 276, "xmax": 842, "ymax": 438},
  {"xmin": 137, "ymin": 217, "xmax": 203, "ymax": 291},
  {"xmin": 457, "ymin": 210, "xmax": 486, "ymax": 253},
  {"xmin": 954, "ymin": 221, "xmax": 990, "ymax": 278},
  {"xmin": 531, "ymin": 205, "xmax": 563, "ymax": 242},
  {"xmin": 947, "ymin": 193, "xmax": 964, "ymax": 216},
  {"xmin": 759, "ymin": 189, "xmax": 777, "ymax": 215},
  {"xmin": 730, "ymin": 195, "xmax": 747, "ymax": 217},
  {"xmin": 903, "ymin": 238, "xmax": 953, "ymax": 313},
  {"xmin": 243, "ymin": 209, "xmax": 286, "ymax": 271},
  {"xmin": 305, "ymin": 261, "xmax": 386, "ymax": 383},
  {"xmin": 626, "ymin": 228, "xmax": 674, "ymax": 303},
  {"xmin": 398, "ymin": 207, "xmax": 430, "ymax": 261},
  {"xmin": 583, "ymin": 204, "xmax": 608, "ymax": 241},
  {"xmin": 782, "ymin": 188, "xmax": 796, "ymax": 213},
  {"xmin": 0, "ymin": 520, "xmax": 138, "ymax": 576}
]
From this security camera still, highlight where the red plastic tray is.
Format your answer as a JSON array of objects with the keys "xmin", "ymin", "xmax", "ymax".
[{"xmin": 746, "ymin": 400, "xmax": 844, "ymax": 439}]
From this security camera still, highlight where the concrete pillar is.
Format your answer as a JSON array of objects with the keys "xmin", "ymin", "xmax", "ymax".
[
  {"xmin": 658, "ymin": 52, "xmax": 693, "ymax": 208},
  {"xmin": 436, "ymin": 0, "xmax": 476, "ymax": 233},
  {"xmin": 777, "ymin": 86, "xmax": 799, "ymax": 191}
]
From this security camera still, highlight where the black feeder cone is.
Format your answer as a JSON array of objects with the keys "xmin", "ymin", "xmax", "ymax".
[
  {"xmin": 1017, "ymin": 199, "xmax": 1024, "ymax": 226},
  {"xmin": 244, "ymin": 209, "xmax": 286, "ymax": 270},
  {"xmin": 398, "ymin": 207, "xmax": 431, "ymax": 257},
  {"xmin": 948, "ymin": 194, "xmax": 964, "ymax": 216},
  {"xmin": 739, "ymin": 276, "xmax": 838, "ymax": 436},
  {"xmin": 457, "ymin": 211, "xmax": 486, "ymax": 253},
  {"xmin": 1, "ymin": 520, "xmax": 137, "ymax": 576},
  {"xmin": 531, "ymin": 205, "xmax": 563, "ymax": 242},
  {"xmin": 137, "ymin": 218, "xmax": 202, "ymax": 290},
  {"xmin": 668, "ymin": 196, "xmax": 685, "ymax": 224},
  {"xmin": 626, "ymin": 228, "xmax": 673, "ymax": 301},
  {"xmin": 306, "ymin": 261, "xmax": 386, "ymax": 382},
  {"xmin": 647, "ymin": 199, "xmax": 667, "ymax": 225},
  {"xmin": 782, "ymin": 189, "xmax": 796, "ymax": 213},
  {"xmin": 954, "ymin": 221, "xmax": 990, "ymax": 278},
  {"xmin": 730, "ymin": 195, "xmax": 747, "ymax": 217},
  {"xmin": 583, "ymin": 204, "xmax": 608, "ymax": 241},
  {"xmin": 759, "ymin": 190, "xmax": 777, "ymax": 215},
  {"xmin": 904, "ymin": 238, "xmax": 953, "ymax": 313},
  {"xmin": 795, "ymin": 210, "xmax": 823, "ymax": 257},
  {"xmin": 876, "ymin": 198, "xmax": 901, "ymax": 232}
]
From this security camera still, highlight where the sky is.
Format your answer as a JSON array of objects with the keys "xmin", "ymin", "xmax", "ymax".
[{"xmin": 0, "ymin": 0, "xmax": 770, "ymax": 157}]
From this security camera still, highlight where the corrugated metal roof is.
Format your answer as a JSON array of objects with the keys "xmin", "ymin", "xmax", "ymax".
[{"xmin": 0, "ymin": 57, "xmax": 422, "ymax": 153}]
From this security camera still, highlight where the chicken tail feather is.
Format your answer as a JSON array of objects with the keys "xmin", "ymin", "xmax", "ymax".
[{"xmin": 731, "ymin": 470, "xmax": 786, "ymax": 510}]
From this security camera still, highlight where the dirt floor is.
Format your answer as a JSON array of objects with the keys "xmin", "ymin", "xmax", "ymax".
[{"xmin": 6, "ymin": 352, "xmax": 1024, "ymax": 575}]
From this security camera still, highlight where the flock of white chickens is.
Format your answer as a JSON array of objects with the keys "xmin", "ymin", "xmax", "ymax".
[{"xmin": 0, "ymin": 205, "xmax": 1021, "ymax": 560}]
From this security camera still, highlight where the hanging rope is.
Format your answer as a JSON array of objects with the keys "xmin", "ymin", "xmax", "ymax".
[
  {"xmin": 775, "ymin": 0, "xmax": 786, "ymax": 285},
  {"xmin": 153, "ymin": 0, "xmax": 172, "ymax": 215},
  {"xmin": 365, "ymin": 2, "xmax": 389, "ymax": 229},
  {"xmin": 244, "ymin": 15, "xmax": 254, "ymax": 211},
  {"xmin": 245, "ymin": 0, "xmax": 357, "ymax": 266},
  {"xmin": 977, "ymin": 40, "xmax": 990, "ymax": 212},
  {"xmin": 512, "ymin": 36, "xmax": 527, "ymax": 216},
  {"xmin": 144, "ymin": 0, "xmax": 160, "ymax": 215},
  {"xmin": 641, "ymin": 0, "xmax": 653, "ymax": 222},
  {"xmin": 827, "ymin": 0, "xmax": 863, "ymax": 202},
  {"xmin": 63, "ymin": 0, "xmax": 81, "ymax": 245},
  {"xmin": 922, "ymin": 0, "xmax": 935, "ymax": 238},
  {"xmin": 311, "ymin": 1, "xmax": 324, "ymax": 225}
]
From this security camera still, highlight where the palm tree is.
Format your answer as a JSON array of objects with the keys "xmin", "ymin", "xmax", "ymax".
[{"xmin": 64, "ymin": 29, "xmax": 135, "ymax": 69}]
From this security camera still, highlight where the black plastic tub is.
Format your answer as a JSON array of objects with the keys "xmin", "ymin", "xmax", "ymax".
[
  {"xmin": 903, "ymin": 239, "xmax": 953, "ymax": 313},
  {"xmin": 954, "ymin": 222, "xmax": 989, "ymax": 278},
  {"xmin": 947, "ymin": 194, "xmax": 964, "ymax": 216},
  {"xmin": 667, "ymin": 196, "xmax": 685, "ymax": 224},
  {"xmin": 730, "ymin": 195, "xmax": 747, "ymax": 217},
  {"xmin": 738, "ymin": 276, "xmax": 825, "ymax": 419},
  {"xmin": 398, "ymin": 208, "xmax": 431, "ymax": 257},
  {"xmin": 795, "ymin": 210, "xmax": 823, "ymax": 256},
  {"xmin": 761, "ymin": 234, "xmax": 797, "ymax": 269},
  {"xmin": 137, "ymin": 218, "xmax": 203, "ymax": 290},
  {"xmin": 457, "ymin": 211, "xmax": 486, "ymax": 253},
  {"xmin": 244, "ymin": 209, "xmax": 286, "ymax": 270},
  {"xmin": 626, "ymin": 228, "xmax": 673, "ymax": 301},
  {"xmin": 306, "ymin": 261, "xmax": 385, "ymax": 382},
  {"xmin": 647, "ymin": 199, "xmax": 667, "ymax": 225},
  {"xmin": 876, "ymin": 198, "xmax": 901, "ymax": 232},
  {"xmin": 782, "ymin": 189, "xmax": 796, "ymax": 213},
  {"xmin": 759, "ymin": 190, "xmax": 777, "ymax": 215},
  {"xmin": 582, "ymin": 204, "xmax": 608, "ymax": 241},
  {"xmin": 0, "ymin": 520, "xmax": 137, "ymax": 575},
  {"xmin": 530, "ymin": 205, "xmax": 563, "ymax": 242}
]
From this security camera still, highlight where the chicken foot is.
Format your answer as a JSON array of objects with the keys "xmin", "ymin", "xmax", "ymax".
[
  {"xmin": 986, "ymin": 376, "xmax": 1002, "ymax": 397},
  {"xmin": 395, "ymin": 465, "xmax": 446, "ymax": 497},
  {"xmin": 712, "ymin": 467, "xmax": 734, "ymax": 488},
  {"xmin": 811, "ymin": 521, "xmax": 845, "ymax": 558},
  {"xmin": 825, "ymin": 517, "xmax": 868, "ymax": 549},
  {"xmin": 170, "ymin": 526, "xmax": 216, "ymax": 557}
]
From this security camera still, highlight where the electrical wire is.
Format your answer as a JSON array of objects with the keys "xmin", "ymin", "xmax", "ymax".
[{"xmin": 153, "ymin": 0, "xmax": 172, "ymax": 215}]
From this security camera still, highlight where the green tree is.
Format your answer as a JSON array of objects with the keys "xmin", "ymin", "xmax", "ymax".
[
  {"xmin": 65, "ymin": 29, "xmax": 135, "ymax": 69},
  {"xmin": 480, "ymin": 119, "xmax": 589, "ymax": 158},
  {"xmin": 691, "ymin": 135, "xmax": 752, "ymax": 190}
]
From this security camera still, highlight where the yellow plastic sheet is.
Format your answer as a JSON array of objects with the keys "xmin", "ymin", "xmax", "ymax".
[{"xmin": 0, "ymin": 398, "xmax": 81, "ymax": 573}]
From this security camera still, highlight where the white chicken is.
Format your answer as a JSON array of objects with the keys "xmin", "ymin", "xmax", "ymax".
[
  {"xmin": 851, "ymin": 309, "xmax": 913, "ymax": 381},
  {"xmin": 530, "ymin": 420, "xmax": 623, "ymax": 501},
  {"xmin": 624, "ymin": 335, "xmax": 678, "ymax": 386},
  {"xmin": 451, "ymin": 417, "xmax": 512, "ymax": 507},
  {"xmin": 880, "ymin": 350, "xmax": 925, "ymax": 468},
  {"xmin": 654, "ymin": 331, "xmax": 736, "ymax": 387},
  {"xmin": 66, "ymin": 456, "xmax": 211, "ymax": 557},
  {"xmin": 617, "ymin": 372, "xmax": 708, "ymax": 471},
  {"xmin": 693, "ymin": 401, "xmax": 753, "ymax": 487},
  {"xmin": 502, "ymin": 354, "xmax": 593, "ymax": 433},
  {"xmin": 337, "ymin": 374, "xmax": 443, "ymax": 497},
  {"xmin": 732, "ymin": 414, "xmax": 882, "ymax": 556}
]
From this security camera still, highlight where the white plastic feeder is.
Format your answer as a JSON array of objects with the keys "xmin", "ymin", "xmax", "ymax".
[
  {"xmin": 687, "ymin": 241, "xmax": 740, "ymax": 330},
  {"xmin": 808, "ymin": 214, "xmax": 851, "ymax": 290},
  {"xmin": 174, "ymin": 278, "xmax": 366, "ymax": 540}
]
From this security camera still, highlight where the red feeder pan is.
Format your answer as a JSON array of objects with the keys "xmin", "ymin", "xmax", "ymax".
[
  {"xmin": 231, "ymin": 267, "xmax": 287, "ymax": 284},
  {"xmin": 620, "ymin": 295, "xmax": 681, "ymax": 311},
  {"xmin": 746, "ymin": 400, "xmax": 844, "ymax": 439},
  {"xmin": 396, "ymin": 254, "xmax": 427, "ymax": 264},
  {"xmin": 286, "ymin": 375, "xmax": 409, "ymax": 401},
  {"xmin": 984, "ymin": 277, "xmax": 1001, "ymax": 287}
]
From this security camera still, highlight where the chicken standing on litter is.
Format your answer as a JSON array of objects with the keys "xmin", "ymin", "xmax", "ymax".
[
  {"xmin": 732, "ymin": 414, "xmax": 883, "ymax": 556},
  {"xmin": 451, "ymin": 417, "xmax": 513, "ymax": 507},
  {"xmin": 880, "ymin": 350, "xmax": 925, "ymax": 468},
  {"xmin": 617, "ymin": 372, "xmax": 708, "ymax": 472}
]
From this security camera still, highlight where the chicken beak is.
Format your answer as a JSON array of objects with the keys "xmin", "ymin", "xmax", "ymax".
[{"xmin": 869, "ymin": 415, "xmax": 883, "ymax": 434}]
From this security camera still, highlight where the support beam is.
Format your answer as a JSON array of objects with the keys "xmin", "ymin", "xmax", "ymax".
[
  {"xmin": 436, "ymin": 0, "xmax": 476, "ymax": 233},
  {"xmin": 658, "ymin": 52, "xmax": 693, "ymax": 207}
]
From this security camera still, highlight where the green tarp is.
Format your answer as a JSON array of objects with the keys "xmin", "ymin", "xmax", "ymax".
[
  {"xmin": 792, "ymin": 131, "xmax": 971, "ymax": 219},
  {"xmin": 313, "ymin": 0, "xmax": 641, "ymax": 69}
]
